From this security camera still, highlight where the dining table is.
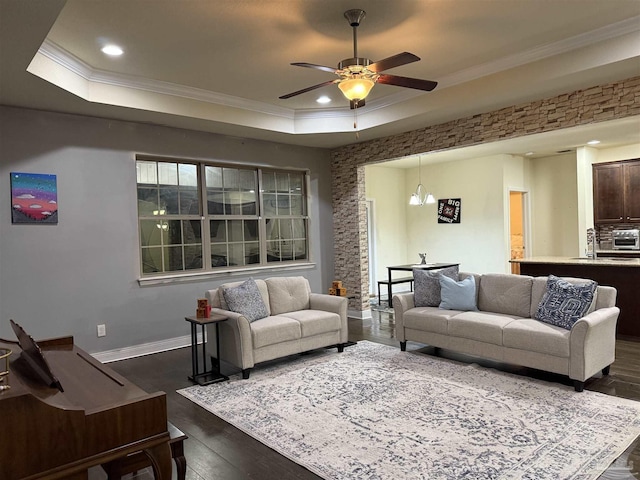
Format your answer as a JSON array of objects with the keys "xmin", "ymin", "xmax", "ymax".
[{"xmin": 385, "ymin": 262, "xmax": 460, "ymax": 305}]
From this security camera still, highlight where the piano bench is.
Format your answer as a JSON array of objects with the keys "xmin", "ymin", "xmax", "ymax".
[{"xmin": 101, "ymin": 422, "xmax": 187, "ymax": 480}]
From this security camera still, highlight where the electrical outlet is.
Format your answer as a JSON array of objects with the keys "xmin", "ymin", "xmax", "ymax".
[{"xmin": 97, "ymin": 324, "xmax": 106, "ymax": 337}]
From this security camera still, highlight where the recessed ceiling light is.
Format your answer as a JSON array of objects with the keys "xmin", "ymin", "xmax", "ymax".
[
  {"xmin": 525, "ymin": 152, "xmax": 534, "ymax": 156},
  {"xmin": 101, "ymin": 44, "xmax": 124, "ymax": 56},
  {"xmin": 587, "ymin": 140, "xmax": 601, "ymax": 145},
  {"xmin": 316, "ymin": 96, "xmax": 331, "ymax": 104}
]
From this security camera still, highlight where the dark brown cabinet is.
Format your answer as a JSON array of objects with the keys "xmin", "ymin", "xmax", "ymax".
[{"xmin": 593, "ymin": 159, "xmax": 640, "ymax": 224}]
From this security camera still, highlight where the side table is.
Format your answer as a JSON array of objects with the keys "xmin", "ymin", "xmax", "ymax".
[{"xmin": 185, "ymin": 314, "xmax": 229, "ymax": 385}]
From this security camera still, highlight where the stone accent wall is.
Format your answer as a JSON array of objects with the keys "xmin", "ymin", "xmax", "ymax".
[{"xmin": 331, "ymin": 75, "xmax": 640, "ymax": 312}]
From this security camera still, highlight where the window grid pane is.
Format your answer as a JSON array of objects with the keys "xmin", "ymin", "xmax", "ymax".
[
  {"xmin": 263, "ymin": 171, "xmax": 307, "ymax": 265},
  {"xmin": 138, "ymin": 160, "xmax": 308, "ymax": 275}
]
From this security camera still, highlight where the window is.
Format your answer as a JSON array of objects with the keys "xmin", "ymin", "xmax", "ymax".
[
  {"xmin": 136, "ymin": 158, "xmax": 308, "ymax": 276},
  {"xmin": 262, "ymin": 171, "xmax": 307, "ymax": 263}
]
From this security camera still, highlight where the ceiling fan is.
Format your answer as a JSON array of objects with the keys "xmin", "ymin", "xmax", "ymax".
[{"xmin": 279, "ymin": 9, "xmax": 438, "ymax": 109}]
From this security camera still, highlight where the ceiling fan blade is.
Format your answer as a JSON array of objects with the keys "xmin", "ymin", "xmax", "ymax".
[
  {"xmin": 291, "ymin": 62, "xmax": 337, "ymax": 74},
  {"xmin": 368, "ymin": 52, "xmax": 420, "ymax": 73},
  {"xmin": 279, "ymin": 79, "xmax": 339, "ymax": 99},
  {"xmin": 377, "ymin": 74, "xmax": 438, "ymax": 92}
]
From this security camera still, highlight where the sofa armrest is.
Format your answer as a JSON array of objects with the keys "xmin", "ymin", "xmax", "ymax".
[
  {"xmin": 392, "ymin": 293, "xmax": 415, "ymax": 342},
  {"xmin": 569, "ymin": 306, "xmax": 619, "ymax": 381},
  {"xmin": 207, "ymin": 307, "xmax": 255, "ymax": 370},
  {"xmin": 309, "ymin": 293, "xmax": 348, "ymax": 343}
]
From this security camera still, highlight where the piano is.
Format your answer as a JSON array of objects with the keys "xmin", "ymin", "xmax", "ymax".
[{"xmin": 0, "ymin": 321, "xmax": 172, "ymax": 479}]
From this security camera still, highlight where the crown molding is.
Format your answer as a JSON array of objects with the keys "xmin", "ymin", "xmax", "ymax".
[
  {"xmin": 39, "ymin": 39, "xmax": 294, "ymax": 120},
  {"xmin": 36, "ymin": 15, "xmax": 640, "ymax": 130},
  {"xmin": 437, "ymin": 15, "xmax": 640, "ymax": 89}
]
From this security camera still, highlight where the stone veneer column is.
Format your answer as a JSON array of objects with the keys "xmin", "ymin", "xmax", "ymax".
[{"xmin": 331, "ymin": 76, "xmax": 640, "ymax": 313}]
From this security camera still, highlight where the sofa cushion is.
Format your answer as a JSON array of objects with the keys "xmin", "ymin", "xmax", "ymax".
[
  {"xmin": 250, "ymin": 315, "xmax": 301, "ymax": 349},
  {"xmin": 215, "ymin": 278, "xmax": 271, "ymax": 316},
  {"xmin": 222, "ymin": 278, "xmax": 270, "ymax": 322},
  {"xmin": 448, "ymin": 311, "xmax": 519, "ymax": 345},
  {"xmin": 534, "ymin": 275, "xmax": 598, "ymax": 330},
  {"xmin": 413, "ymin": 265, "xmax": 459, "ymax": 307},
  {"xmin": 278, "ymin": 310, "xmax": 341, "ymax": 337},
  {"xmin": 503, "ymin": 319, "xmax": 571, "ymax": 357},
  {"xmin": 439, "ymin": 275, "xmax": 478, "ymax": 311},
  {"xmin": 478, "ymin": 274, "xmax": 533, "ymax": 318},
  {"xmin": 266, "ymin": 277, "xmax": 311, "ymax": 315},
  {"xmin": 404, "ymin": 307, "xmax": 460, "ymax": 335}
]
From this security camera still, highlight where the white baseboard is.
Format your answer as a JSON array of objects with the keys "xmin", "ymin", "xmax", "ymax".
[
  {"xmin": 93, "ymin": 311, "xmax": 373, "ymax": 364},
  {"xmin": 92, "ymin": 332, "xmax": 204, "ymax": 363},
  {"xmin": 348, "ymin": 308, "xmax": 372, "ymax": 320}
]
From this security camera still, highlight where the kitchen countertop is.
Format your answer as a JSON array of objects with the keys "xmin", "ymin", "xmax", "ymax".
[{"xmin": 510, "ymin": 256, "xmax": 640, "ymax": 267}]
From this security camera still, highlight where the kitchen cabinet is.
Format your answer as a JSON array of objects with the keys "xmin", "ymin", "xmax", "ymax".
[{"xmin": 593, "ymin": 159, "xmax": 640, "ymax": 224}]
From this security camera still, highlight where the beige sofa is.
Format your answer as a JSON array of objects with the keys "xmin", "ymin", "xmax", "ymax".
[
  {"xmin": 393, "ymin": 273, "xmax": 619, "ymax": 391},
  {"xmin": 206, "ymin": 276, "xmax": 348, "ymax": 379}
]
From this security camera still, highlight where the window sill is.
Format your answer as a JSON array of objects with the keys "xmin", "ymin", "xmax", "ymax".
[{"xmin": 138, "ymin": 262, "xmax": 317, "ymax": 287}]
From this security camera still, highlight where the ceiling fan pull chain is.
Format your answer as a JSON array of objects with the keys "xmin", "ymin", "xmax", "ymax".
[{"xmin": 354, "ymin": 108, "xmax": 359, "ymax": 139}]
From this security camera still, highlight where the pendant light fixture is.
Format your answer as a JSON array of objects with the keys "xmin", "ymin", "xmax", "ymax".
[{"xmin": 409, "ymin": 155, "xmax": 435, "ymax": 206}]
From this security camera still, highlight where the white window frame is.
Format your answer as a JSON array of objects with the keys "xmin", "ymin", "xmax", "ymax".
[{"xmin": 136, "ymin": 156, "xmax": 313, "ymax": 285}]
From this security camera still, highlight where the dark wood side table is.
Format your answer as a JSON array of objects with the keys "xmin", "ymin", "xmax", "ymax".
[{"xmin": 185, "ymin": 314, "xmax": 229, "ymax": 385}]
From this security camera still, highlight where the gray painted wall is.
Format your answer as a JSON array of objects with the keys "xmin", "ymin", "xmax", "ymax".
[{"xmin": 0, "ymin": 106, "xmax": 335, "ymax": 354}]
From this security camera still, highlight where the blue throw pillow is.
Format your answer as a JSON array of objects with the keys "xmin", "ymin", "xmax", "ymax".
[
  {"xmin": 439, "ymin": 275, "xmax": 478, "ymax": 311},
  {"xmin": 534, "ymin": 275, "xmax": 597, "ymax": 330},
  {"xmin": 222, "ymin": 278, "xmax": 269, "ymax": 322}
]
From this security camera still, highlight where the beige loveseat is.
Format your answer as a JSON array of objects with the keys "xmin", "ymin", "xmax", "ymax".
[
  {"xmin": 393, "ymin": 272, "xmax": 619, "ymax": 391},
  {"xmin": 206, "ymin": 276, "xmax": 348, "ymax": 379}
]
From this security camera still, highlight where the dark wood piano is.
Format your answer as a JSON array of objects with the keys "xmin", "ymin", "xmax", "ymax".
[{"xmin": 0, "ymin": 321, "xmax": 172, "ymax": 479}]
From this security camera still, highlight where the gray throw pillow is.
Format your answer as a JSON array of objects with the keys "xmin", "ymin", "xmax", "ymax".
[
  {"xmin": 534, "ymin": 275, "xmax": 597, "ymax": 330},
  {"xmin": 222, "ymin": 278, "xmax": 269, "ymax": 322},
  {"xmin": 439, "ymin": 275, "xmax": 478, "ymax": 311},
  {"xmin": 413, "ymin": 265, "xmax": 459, "ymax": 307}
]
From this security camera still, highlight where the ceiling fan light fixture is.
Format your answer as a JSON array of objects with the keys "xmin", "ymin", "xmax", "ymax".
[{"xmin": 338, "ymin": 76, "xmax": 375, "ymax": 101}]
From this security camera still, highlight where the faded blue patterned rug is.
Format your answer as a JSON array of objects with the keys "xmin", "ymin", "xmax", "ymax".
[{"xmin": 178, "ymin": 341, "xmax": 640, "ymax": 479}]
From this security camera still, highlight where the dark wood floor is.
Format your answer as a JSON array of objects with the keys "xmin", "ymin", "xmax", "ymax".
[{"xmin": 90, "ymin": 310, "xmax": 640, "ymax": 480}]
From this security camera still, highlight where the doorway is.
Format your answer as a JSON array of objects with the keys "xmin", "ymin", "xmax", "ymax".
[{"xmin": 509, "ymin": 192, "xmax": 526, "ymax": 274}]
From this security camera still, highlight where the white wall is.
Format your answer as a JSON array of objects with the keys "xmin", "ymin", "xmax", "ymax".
[
  {"xmin": 0, "ymin": 106, "xmax": 334, "ymax": 354},
  {"xmin": 365, "ymin": 154, "xmax": 533, "ymax": 277},
  {"xmin": 364, "ymin": 165, "xmax": 408, "ymax": 291},
  {"xmin": 530, "ymin": 153, "xmax": 580, "ymax": 256},
  {"xmin": 365, "ymin": 143, "xmax": 639, "ymax": 280},
  {"xmin": 593, "ymin": 144, "xmax": 640, "ymax": 164},
  {"xmin": 408, "ymin": 154, "xmax": 525, "ymax": 274}
]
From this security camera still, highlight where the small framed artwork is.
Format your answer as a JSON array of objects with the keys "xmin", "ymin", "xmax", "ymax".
[
  {"xmin": 11, "ymin": 172, "xmax": 58, "ymax": 224},
  {"xmin": 438, "ymin": 198, "xmax": 461, "ymax": 224}
]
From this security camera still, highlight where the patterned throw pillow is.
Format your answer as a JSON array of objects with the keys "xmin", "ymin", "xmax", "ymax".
[
  {"xmin": 439, "ymin": 275, "xmax": 478, "ymax": 311},
  {"xmin": 222, "ymin": 278, "xmax": 269, "ymax": 322},
  {"xmin": 534, "ymin": 275, "xmax": 598, "ymax": 330},
  {"xmin": 413, "ymin": 265, "xmax": 459, "ymax": 307}
]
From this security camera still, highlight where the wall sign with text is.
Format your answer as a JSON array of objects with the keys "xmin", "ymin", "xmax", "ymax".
[{"xmin": 437, "ymin": 198, "xmax": 461, "ymax": 224}]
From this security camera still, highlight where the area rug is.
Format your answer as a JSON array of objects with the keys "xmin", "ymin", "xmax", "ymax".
[{"xmin": 178, "ymin": 341, "xmax": 640, "ymax": 480}]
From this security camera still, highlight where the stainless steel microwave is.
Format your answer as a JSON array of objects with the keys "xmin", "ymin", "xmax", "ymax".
[{"xmin": 612, "ymin": 229, "xmax": 640, "ymax": 250}]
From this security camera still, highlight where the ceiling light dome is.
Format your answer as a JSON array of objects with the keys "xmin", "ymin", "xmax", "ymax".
[
  {"xmin": 338, "ymin": 76, "xmax": 375, "ymax": 101},
  {"xmin": 101, "ymin": 44, "xmax": 123, "ymax": 56}
]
